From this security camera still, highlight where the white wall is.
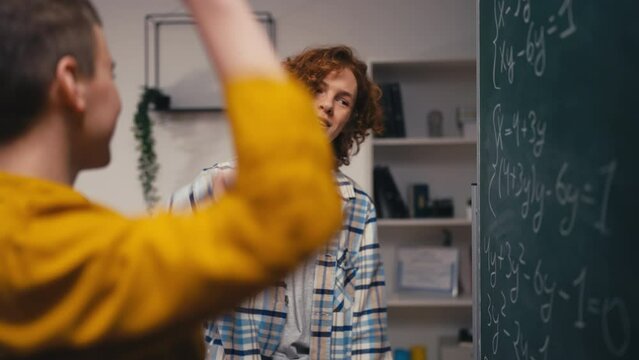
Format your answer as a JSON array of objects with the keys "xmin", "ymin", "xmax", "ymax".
[{"xmin": 78, "ymin": 0, "xmax": 476, "ymax": 214}]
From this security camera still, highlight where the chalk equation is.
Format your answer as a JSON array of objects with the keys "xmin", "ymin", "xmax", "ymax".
[
  {"xmin": 492, "ymin": 0, "xmax": 577, "ymax": 90},
  {"xmin": 483, "ymin": 236, "xmax": 631, "ymax": 359},
  {"xmin": 487, "ymin": 103, "xmax": 615, "ymax": 237}
]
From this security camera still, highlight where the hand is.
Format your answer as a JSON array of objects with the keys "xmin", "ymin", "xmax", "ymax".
[{"xmin": 211, "ymin": 169, "xmax": 236, "ymax": 201}]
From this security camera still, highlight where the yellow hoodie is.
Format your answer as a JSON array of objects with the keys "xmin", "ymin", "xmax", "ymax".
[{"xmin": 0, "ymin": 77, "xmax": 342, "ymax": 358}]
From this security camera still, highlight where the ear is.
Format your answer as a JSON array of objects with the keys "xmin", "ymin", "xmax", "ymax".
[{"xmin": 54, "ymin": 56, "xmax": 87, "ymax": 113}]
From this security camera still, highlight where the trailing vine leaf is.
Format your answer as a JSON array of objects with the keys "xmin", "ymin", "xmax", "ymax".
[{"xmin": 132, "ymin": 87, "xmax": 165, "ymax": 210}]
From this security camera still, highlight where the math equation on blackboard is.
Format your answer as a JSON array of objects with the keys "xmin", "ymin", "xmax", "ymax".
[{"xmin": 480, "ymin": 0, "xmax": 635, "ymax": 359}]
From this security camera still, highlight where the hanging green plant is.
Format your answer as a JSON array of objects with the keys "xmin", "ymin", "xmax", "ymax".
[{"xmin": 132, "ymin": 87, "xmax": 168, "ymax": 210}]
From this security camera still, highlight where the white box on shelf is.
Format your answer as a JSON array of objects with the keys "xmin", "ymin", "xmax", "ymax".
[
  {"xmin": 455, "ymin": 105, "xmax": 477, "ymax": 139},
  {"xmin": 396, "ymin": 246, "xmax": 459, "ymax": 296},
  {"xmin": 441, "ymin": 343, "xmax": 472, "ymax": 360},
  {"xmin": 461, "ymin": 121, "xmax": 477, "ymax": 139}
]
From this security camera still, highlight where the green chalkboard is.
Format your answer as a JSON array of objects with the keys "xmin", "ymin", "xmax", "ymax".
[{"xmin": 478, "ymin": 1, "xmax": 638, "ymax": 359}]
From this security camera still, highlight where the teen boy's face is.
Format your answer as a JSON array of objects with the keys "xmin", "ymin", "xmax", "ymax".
[
  {"xmin": 79, "ymin": 27, "xmax": 121, "ymax": 169},
  {"xmin": 315, "ymin": 69, "xmax": 358, "ymax": 141}
]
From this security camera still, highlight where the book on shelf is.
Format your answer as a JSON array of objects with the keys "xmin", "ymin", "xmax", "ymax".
[
  {"xmin": 373, "ymin": 165, "xmax": 409, "ymax": 218},
  {"xmin": 376, "ymin": 83, "xmax": 406, "ymax": 138}
]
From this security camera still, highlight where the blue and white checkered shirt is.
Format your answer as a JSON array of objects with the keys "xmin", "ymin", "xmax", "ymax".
[{"xmin": 169, "ymin": 163, "xmax": 392, "ymax": 360}]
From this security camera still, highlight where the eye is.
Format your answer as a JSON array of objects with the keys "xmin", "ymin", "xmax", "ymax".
[{"xmin": 338, "ymin": 98, "xmax": 351, "ymax": 107}]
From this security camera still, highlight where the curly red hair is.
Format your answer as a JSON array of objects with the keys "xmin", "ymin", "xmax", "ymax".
[{"xmin": 284, "ymin": 45, "xmax": 383, "ymax": 167}]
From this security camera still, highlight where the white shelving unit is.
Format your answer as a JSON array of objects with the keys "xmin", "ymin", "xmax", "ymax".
[{"xmin": 368, "ymin": 59, "xmax": 477, "ymax": 359}]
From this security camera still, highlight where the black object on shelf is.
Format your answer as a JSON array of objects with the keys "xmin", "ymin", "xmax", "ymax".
[
  {"xmin": 376, "ymin": 83, "xmax": 406, "ymax": 138},
  {"xmin": 431, "ymin": 198, "xmax": 454, "ymax": 218},
  {"xmin": 427, "ymin": 109, "xmax": 444, "ymax": 137},
  {"xmin": 373, "ymin": 166, "xmax": 409, "ymax": 218},
  {"xmin": 442, "ymin": 229, "xmax": 453, "ymax": 246},
  {"xmin": 410, "ymin": 183, "xmax": 430, "ymax": 218},
  {"xmin": 458, "ymin": 328, "xmax": 473, "ymax": 343}
]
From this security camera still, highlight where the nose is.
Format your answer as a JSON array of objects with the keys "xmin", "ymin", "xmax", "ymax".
[{"xmin": 319, "ymin": 101, "xmax": 333, "ymax": 116}]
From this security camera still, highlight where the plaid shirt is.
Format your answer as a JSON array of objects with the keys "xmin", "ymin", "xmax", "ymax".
[{"xmin": 169, "ymin": 163, "xmax": 392, "ymax": 360}]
